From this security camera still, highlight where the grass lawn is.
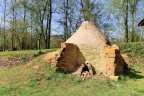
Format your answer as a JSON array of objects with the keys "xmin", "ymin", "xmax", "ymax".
[
  {"xmin": 0, "ymin": 49, "xmax": 57, "ymax": 57},
  {"xmin": 0, "ymin": 48, "xmax": 144, "ymax": 96}
]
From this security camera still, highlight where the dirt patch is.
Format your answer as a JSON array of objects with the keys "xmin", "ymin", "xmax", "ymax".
[{"xmin": 0, "ymin": 54, "xmax": 34, "ymax": 67}]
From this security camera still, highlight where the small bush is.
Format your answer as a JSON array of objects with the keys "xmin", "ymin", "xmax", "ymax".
[
  {"xmin": 38, "ymin": 50, "xmax": 45, "ymax": 54},
  {"xmin": 34, "ymin": 50, "xmax": 45, "ymax": 57}
]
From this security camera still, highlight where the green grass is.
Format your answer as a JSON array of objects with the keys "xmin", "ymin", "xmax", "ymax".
[
  {"xmin": 0, "ymin": 62, "xmax": 144, "ymax": 96},
  {"xmin": 117, "ymin": 42, "xmax": 144, "ymax": 56},
  {"xmin": 0, "ymin": 49, "xmax": 57, "ymax": 57},
  {"xmin": 0, "ymin": 47, "xmax": 144, "ymax": 96},
  {"xmin": 0, "ymin": 55, "xmax": 143, "ymax": 96}
]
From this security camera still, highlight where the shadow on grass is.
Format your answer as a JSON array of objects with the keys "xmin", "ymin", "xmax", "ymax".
[{"xmin": 121, "ymin": 68, "xmax": 144, "ymax": 80}]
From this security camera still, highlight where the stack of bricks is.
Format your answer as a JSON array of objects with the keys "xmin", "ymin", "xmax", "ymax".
[
  {"xmin": 100, "ymin": 45, "xmax": 122, "ymax": 77},
  {"xmin": 100, "ymin": 44, "xmax": 130, "ymax": 81}
]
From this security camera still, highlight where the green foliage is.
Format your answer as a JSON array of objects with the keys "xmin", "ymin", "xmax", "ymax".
[
  {"xmin": 80, "ymin": 0, "xmax": 95, "ymax": 21},
  {"xmin": 118, "ymin": 42, "xmax": 144, "ymax": 57},
  {"xmin": 0, "ymin": 87, "xmax": 17, "ymax": 95},
  {"xmin": 34, "ymin": 50, "xmax": 45, "ymax": 57}
]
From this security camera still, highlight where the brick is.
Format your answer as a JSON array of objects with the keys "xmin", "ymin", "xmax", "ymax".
[
  {"xmin": 108, "ymin": 54, "xmax": 116, "ymax": 58},
  {"xmin": 103, "ymin": 49, "xmax": 111, "ymax": 54},
  {"xmin": 104, "ymin": 46, "xmax": 117, "ymax": 54},
  {"xmin": 103, "ymin": 49, "xmax": 107, "ymax": 54},
  {"xmin": 105, "ymin": 53, "xmax": 109, "ymax": 58},
  {"xmin": 106, "ymin": 58, "xmax": 115, "ymax": 64},
  {"xmin": 110, "ymin": 48, "xmax": 115, "ymax": 54}
]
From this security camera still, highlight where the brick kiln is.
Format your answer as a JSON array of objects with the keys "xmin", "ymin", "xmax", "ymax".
[{"xmin": 44, "ymin": 21, "xmax": 130, "ymax": 81}]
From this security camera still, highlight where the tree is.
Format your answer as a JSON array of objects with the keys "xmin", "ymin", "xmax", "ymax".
[
  {"xmin": 25, "ymin": 0, "xmax": 52, "ymax": 49},
  {"xmin": 56, "ymin": 0, "xmax": 70, "ymax": 41},
  {"xmin": 103, "ymin": 23, "xmax": 114, "ymax": 39},
  {"xmin": 123, "ymin": 0, "xmax": 129, "ymax": 42},
  {"xmin": 76, "ymin": 0, "xmax": 95, "ymax": 21},
  {"xmin": 110, "ymin": 0, "xmax": 129, "ymax": 42},
  {"xmin": 56, "ymin": 0, "xmax": 81, "ymax": 41},
  {"xmin": 10, "ymin": 0, "xmax": 17, "ymax": 50},
  {"xmin": 19, "ymin": 0, "xmax": 28, "ymax": 49},
  {"xmin": 47, "ymin": 0, "xmax": 52, "ymax": 49},
  {"xmin": 3, "ymin": 0, "xmax": 7, "ymax": 51},
  {"xmin": 129, "ymin": 0, "xmax": 140, "ymax": 42}
]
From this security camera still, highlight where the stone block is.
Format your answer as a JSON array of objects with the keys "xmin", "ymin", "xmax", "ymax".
[{"xmin": 109, "ymin": 75, "xmax": 119, "ymax": 81}]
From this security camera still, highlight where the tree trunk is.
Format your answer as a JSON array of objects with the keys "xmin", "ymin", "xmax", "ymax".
[
  {"xmin": 30, "ymin": 12, "xmax": 33, "ymax": 50},
  {"xmin": 12, "ymin": 3, "xmax": 15, "ymax": 50},
  {"xmin": 64, "ymin": 0, "xmax": 68, "ymax": 41},
  {"xmin": 131, "ymin": 11, "xmax": 135, "ymax": 42},
  {"xmin": 124, "ymin": 0, "xmax": 128, "ymax": 42},
  {"xmin": 22, "ymin": 8, "xmax": 27, "ymax": 50},
  {"xmin": 3, "ymin": 0, "xmax": 6, "ymax": 51},
  {"xmin": 48, "ymin": 0, "xmax": 52, "ymax": 49}
]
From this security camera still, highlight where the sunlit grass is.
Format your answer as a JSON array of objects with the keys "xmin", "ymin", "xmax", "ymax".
[
  {"xmin": 0, "ymin": 45, "xmax": 144, "ymax": 95},
  {"xmin": 0, "ymin": 48, "xmax": 58, "ymax": 57},
  {"xmin": 0, "ymin": 55, "xmax": 144, "ymax": 96}
]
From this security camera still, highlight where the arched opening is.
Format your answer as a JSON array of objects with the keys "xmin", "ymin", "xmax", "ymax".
[
  {"xmin": 80, "ymin": 62, "xmax": 94, "ymax": 79},
  {"xmin": 81, "ymin": 65, "xmax": 89, "ymax": 75}
]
